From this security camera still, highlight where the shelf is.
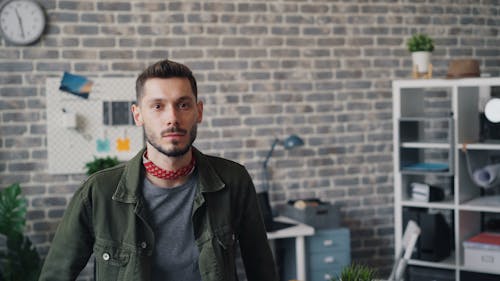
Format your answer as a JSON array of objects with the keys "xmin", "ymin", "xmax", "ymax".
[
  {"xmin": 458, "ymin": 143, "xmax": 500, "ymax": 150},
  {"xmin": 460, "ymin": 196, "xmax": 500, "ymax": 213},
  {"xmin": 393, "ymin": 77, "xmax": 500, "ymax": 88},
  {"xmin": 400, "ymin": 117, "xmax": 453, "ymax": 122},
  {"xmin": 401, "ymin": 170, "xmax": 453, "ymax": 176},
  {"xmin": 394, "ymin": 77, "xmax": 500, "ymax": 280},
  {"xmin": 408, "ymin": 253, "xmax": 456, "ymax": 270},
  {"xmin": 459, "ymin": 265, "xmax": 500, "ymax": 276},
  {"xmin": 401, "ymin": 142, "xmax": 451, "ymax": 149},
  {"xmin": 402, "ymin": 199, "xmax": 455, "ymax": 210}
]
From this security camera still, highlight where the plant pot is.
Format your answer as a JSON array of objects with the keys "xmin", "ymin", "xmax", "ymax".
[{"xmin": 412, "ymin": 51, "xmax": 431, "ymax": 73}]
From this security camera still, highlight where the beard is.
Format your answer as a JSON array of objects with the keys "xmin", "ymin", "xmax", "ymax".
[{"xmin": 144, "ymin": 124, "xmax": 197, "ymax": 158}]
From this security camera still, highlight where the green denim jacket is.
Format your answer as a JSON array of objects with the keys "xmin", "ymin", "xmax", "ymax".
[{"xmin": 39, "ymin": 148, "xmax": 278, "ymax": 281}]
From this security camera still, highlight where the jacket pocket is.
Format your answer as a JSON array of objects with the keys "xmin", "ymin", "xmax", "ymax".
[
  {"xmin": 93, "ymin": 240, "xmax": 132, "ymax": 281},
  {"xmin": 214, "ymin": 226, "xmax": 237, "ymax": 281},
  {"xmin": 197, "ymin": 232, "xmax": 221, "ymax": 281}
]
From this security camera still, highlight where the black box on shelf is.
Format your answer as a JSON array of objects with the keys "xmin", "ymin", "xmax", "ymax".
[
  {"xmin": 461, "ymin": 270, "xmax": 500, "ymax": 281},
  {"xmin": 280, "ymin": 199, "xmax": 340, "ymax": 229},
  {"xmin": 479, "ymin": 113, "xmax": 500, "ymax": 142},
  {"xmin": 403, "ymin": 208, "xmax": 452, "ymax": 262},
  {"xmin": 406, "ymin": 266, "xmax": 454, "ymax": 281},
  {"xmin": 408, "ymin": 182, "xmax": 445, "ymax": 202}
]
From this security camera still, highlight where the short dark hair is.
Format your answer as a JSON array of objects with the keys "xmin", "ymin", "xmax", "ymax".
[{"xmin": 135, "ymin": 59, "xmax": 198, "ymax": 103}]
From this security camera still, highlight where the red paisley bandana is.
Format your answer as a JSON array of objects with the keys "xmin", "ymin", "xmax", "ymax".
[{"xmin": 143, "ymin": 151, "xmax": 196, "ymax": 180}]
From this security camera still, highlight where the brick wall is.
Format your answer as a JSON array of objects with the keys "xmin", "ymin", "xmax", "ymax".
[{"xmin": 1, "ymin": 0, "xmax": 499, "ymax": 280}]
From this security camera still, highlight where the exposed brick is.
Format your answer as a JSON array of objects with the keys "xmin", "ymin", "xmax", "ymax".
[
  {"xmin": 36, "ymin": 62, "xmax": 71, "ymax": 71},
  {"xmin": 101, "ymin": 26, "xmax": 135, "ymax": 36},
  {"xmin": 238, "ymin": 3, "xmax": 267, "ymax": 12},
  {"xmin": 50, "ymin": 12, "xmax": 79, "ymax": 23},
  {"xmin": 62, "ymin": 50, "xmax": 98, "ymax": 60},
  {"xmin": 97, "ymin": 2, "xmax": 131, "ymax": 11},
  {"xmin": 74, "ymin": 63, "xmax": 109, "ymax": 72},
  {"xmin": 63, "ymin": 25, "xmax": 99, "ymax": 35},
  {"xmin": 82, "ymin": 38, "xmax": 116, "ymax": 48},
  {"xmin": 0, "ymin": 62, "xmax": 33, "ymax": 72},
  {"xmin": 133, "ymin": 2, "xmax": 166, "ymax": 11},
  {"xmin": 59, "ymin": 1, "xmax": 94, "ymax": 10},
  {"xmin": 0, "ymin": 125, "xmax": 28, "ymax": 136},
  {"xmin": 43, "ymin": 37, "xmax": 80, "ymax": 47},
  {"xmin": 0, "ymin": 99, "xmax": 25, "ymax": 110},
  {"xmin": 100, "ymin": 50, "xmax": 134, "ymax": 59},
  {"xmin": 171, "ymin": 49, "xmax": 203, "ymax": 58},
  {"xmin": 3, "ymin": 111, "xmax": 40, "ymax": 122},
  {"xmin": 8, "ymin": 161, "xmax": 46, "ymax": 172}
]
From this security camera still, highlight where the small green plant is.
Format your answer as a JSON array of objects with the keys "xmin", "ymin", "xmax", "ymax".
[
  {"xmin": 407, "ymin": 33, "xmax": 434, "ymax": 52},
  {"xmin": 84, "ymin": 156, "xmax": 121, "ymax": 176},
  {"xmin": 332, "ymin": 263, "xmax": 377, "ymax": 281},
  {"xmin": 0, "ymin": 183, "xmax": 43, "ymax": 281}
]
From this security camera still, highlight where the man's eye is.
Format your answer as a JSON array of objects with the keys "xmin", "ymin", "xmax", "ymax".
[
  {"xmin": 179, "ymin": 102, "xmax": 190, "ymax": 109},
  {"xmin": 153, "ymin": 104, "xmax": 162, "ymax": 110}
]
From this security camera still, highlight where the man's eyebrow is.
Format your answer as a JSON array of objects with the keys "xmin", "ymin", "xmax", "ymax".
[
  {"xmin": 144, "ymin": 96, "xmax": 194, "ymax": 103},
  {"xmin": 178, "ymin": 96, "xmax": 196, "ymax": 102},
  {"xmin": 145, "ymin": 98, "xmax": 165, "ymax": 103}
]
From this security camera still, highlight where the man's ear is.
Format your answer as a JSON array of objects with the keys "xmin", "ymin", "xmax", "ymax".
[
  {"xmin": 196, "ymin": 100, "xmax": 203, "ymax": 123},
  {"xmin": 131, "ymin": 103, "xmax": 143, "ymax": 126}
]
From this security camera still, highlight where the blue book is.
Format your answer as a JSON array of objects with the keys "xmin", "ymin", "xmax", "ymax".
[{"xmin": 403, "ymin": 162, "xmax": 449, "ymax": 172}]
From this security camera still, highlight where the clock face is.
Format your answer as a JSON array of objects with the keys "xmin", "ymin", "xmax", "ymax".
[{"xmin": 0, "ymin": 0, "xmax": 46, "ymax": 45}]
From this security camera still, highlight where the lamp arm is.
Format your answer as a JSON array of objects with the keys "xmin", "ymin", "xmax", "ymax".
[
  {"xmin": 261, "ymin": 138, "xmax": 280, "ymax": 192},
  {"xmin": 262, "ymin": 138, "xmax": 280, "ymax": 169}
]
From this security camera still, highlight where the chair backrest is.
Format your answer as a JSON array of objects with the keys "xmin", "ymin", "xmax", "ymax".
[{"xmin": 387, "ymin": 220, "xmax": 421, "ymax": 281}]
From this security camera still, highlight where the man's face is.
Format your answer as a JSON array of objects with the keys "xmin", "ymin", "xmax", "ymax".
[{"xmin": 132, "ymin": 77, "xmax": 203, "ymax": 158}]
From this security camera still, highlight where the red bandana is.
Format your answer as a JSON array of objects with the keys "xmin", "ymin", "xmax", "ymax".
[{"xmin": 143, "ymin": 151, "xmax": 196, "ymax": 180}]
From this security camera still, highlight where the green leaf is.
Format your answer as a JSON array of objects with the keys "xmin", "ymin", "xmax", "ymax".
[
  {"xmin": 407, "ymin": 33, "xmax": 434, "ymax": 52},
  {"xmin": 85, "ymin": 156, "xmax": 121, "ymax": 176},
  {"xmin": 0, "ymin": 184, "xmax": 43, "ymax": 281},
  {"xmin": 333, "ymin": 263, "xmax": 377, "ymax": 281},
  {"xmin": 0, "ymin": 183, "xmax": 27, "ymax": 237},
  {"xmin": 2, "ymin": 233, "xmax": 43, "ymax": 281}
]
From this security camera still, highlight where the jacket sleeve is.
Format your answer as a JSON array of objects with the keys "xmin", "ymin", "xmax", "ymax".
[
  {"xmin": 236, "ymin": 169, "xmax": 279, "ymax": 281},
  {"xmin": 38, "ymin": 185, "xmax": 94, "ymax": 281}
]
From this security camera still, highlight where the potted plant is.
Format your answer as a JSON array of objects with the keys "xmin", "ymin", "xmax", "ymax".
[
  {"xmin": 0, "ymin": 183, "xmax": 43, "ymax": 281},
  {"xmin": 407, "ymin": 33, "xmax": 434, "ymax": 75},
  {"xmin": 84, "ymin": 156, "xmax": 121, "ymax": 176},
  {"xmin": 332, "ymin": 263, "xmax": 377, "ymax": 281}
]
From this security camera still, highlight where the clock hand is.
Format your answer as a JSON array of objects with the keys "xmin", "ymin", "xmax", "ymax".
[{"xmin": 14, "ymin": 8, "xmax": 25, "ymax": 39}]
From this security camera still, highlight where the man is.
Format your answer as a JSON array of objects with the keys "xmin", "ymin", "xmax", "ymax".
[{"xmin": 39, "ymin": 59, "xmax": 278, "ymax": 281}]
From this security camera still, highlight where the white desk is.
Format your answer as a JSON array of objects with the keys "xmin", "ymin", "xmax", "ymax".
[{"xmin": 267, "ymin": 216, "xmax": 315, "ymax": 281}]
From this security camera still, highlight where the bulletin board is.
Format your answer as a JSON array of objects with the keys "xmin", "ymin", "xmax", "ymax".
[{"xmin": 46, "ymin": 77, "xmax": 144, "ymax": 174}]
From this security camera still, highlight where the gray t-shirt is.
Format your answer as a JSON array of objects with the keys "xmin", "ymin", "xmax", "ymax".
[{"xmin": 142, "ymin": 171, "xmax": 202, "ymax": 281}]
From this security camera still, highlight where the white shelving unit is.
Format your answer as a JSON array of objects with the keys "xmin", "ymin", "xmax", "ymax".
[{"xmin": 393, "ymin": 78, "xmax": 500, "ymax": 280}]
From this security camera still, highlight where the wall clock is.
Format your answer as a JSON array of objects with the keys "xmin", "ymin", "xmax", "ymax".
[{"xmin": 0, "ymin": 0, "xmax": 46, "ymax": 45}]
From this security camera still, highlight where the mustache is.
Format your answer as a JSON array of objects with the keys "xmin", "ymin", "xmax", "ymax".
[{"xmin": 161, "ymin": 127, "xmax": 187, "ymax": 135}]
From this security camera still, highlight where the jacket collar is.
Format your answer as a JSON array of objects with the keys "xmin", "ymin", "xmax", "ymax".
[{"xmin": 112, "ymin": 147, "xmax": 225, "ymax": 203}]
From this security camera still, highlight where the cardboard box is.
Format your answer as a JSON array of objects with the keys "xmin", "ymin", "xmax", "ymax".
[{"xmin": 464, "ymin": 232, "xmax": 500, "ymax": 273}]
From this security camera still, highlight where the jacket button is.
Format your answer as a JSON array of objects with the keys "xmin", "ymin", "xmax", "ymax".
[
  {"xmin": 102, "ymin": 253, "xmax": 110, "ymax": 261},
  {"xmin": 140, "ymin": 241, "xmax": 147, "ymax": 249}
]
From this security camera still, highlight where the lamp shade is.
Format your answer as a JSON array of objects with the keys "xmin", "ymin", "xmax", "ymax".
[
  {"xmin": 485, "ymin": 98, "xmax": 500, "ymax": 123},
  {"xmin": 282, "ymin": 134, "xmax": 304, "ymax": 150}
]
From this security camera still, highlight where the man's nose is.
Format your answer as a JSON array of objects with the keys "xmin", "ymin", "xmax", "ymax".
[{"xmin": 163, "ymin": 105, "xmax": 179, "ymax": 126}]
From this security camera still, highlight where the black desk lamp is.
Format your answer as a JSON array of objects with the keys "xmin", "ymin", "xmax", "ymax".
[
  {"xmin": 262, "ymin": 134, "xmax": 304, "ymax": 192},
  {"xmin": 258, "ymin": 134, "xmax": 304, "ymax": 232}
]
